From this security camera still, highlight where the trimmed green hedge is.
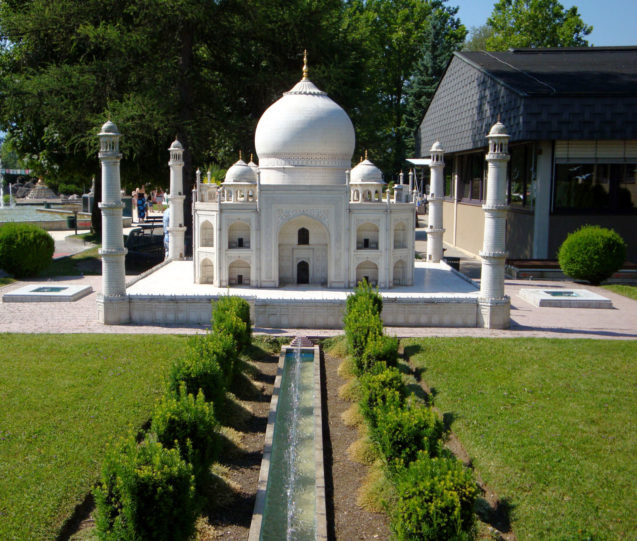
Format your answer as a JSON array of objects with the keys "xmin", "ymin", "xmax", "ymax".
[
  {"xmin": 0, "ymin": 223, "xmax": 54, "ymax": 277},
  {"xmin": 151, "ymin": 386, "xmax": 220, "ymax": 481},
  {"xmin": 94, "ymin": 436, "xmax": 196, "ymax": 541},
  {"xmin": 558, "ymin": 225, "xmax": 626, "ymax": 285},
  {"xmin": 389, "ymin": 454, "xmax": 478, "ymax": 541}
]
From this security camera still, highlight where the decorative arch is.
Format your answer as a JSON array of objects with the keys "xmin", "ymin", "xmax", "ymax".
[
  {"xmin": 393, "ymin": 259, "xmax": 406, "ymax": 286},
  {"xmin": 298, "ymin": 227, "xmax": 309, "ymax": 245},
  {"xmin": 393, "ymin": 222, "xmax": 407, "ymax": 249},
  {"xmin": 278, "ymin": 215, "xmax": 329, "ymax": 286},
  {"xmin": 228, "ymin": 221, "xmax": 250, "ymax": 249},
  {"xmin": 356, "ymin": 222, "xmax": 379, "ymax": 250},
  {"xmin": 200, "ymin": 220, "xmax": 214, "ymax": 247},
  {"xmin": 200, "ymin": 258, "xmax": 214, "ymax": 283},
  {"xmin": 356, "ymin": 261, "xmax": 378, "ymax": 286},
  {"xmin": 228, "ymin": 259, "xmax": 250, "ymax": 286},
  {"xmin": 297, "ymin": 260, "xmax": 309, "ymax": 284}
]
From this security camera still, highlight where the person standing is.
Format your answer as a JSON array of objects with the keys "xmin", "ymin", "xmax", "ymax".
[
  {"xmin": 163, "ymin": 206, "xmax": 170, "ymax": 259},
  {"xmin": 137, "ymin": 190, "xmax": 147, "ymax": 223}
]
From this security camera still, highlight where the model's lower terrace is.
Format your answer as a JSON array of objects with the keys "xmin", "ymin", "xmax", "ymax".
[{"xmin": 122, "ymin": 260, "xmax": 498, "ymax": 329}]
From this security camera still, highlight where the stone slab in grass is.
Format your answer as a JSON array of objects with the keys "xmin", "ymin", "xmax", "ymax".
[
  {"xmin": 3, "ymin": 283, "xmax": 93, "ymax": 302},
  {"xmin": 518, "ymin": 287, "xmax": 613, "ymax": 308}
]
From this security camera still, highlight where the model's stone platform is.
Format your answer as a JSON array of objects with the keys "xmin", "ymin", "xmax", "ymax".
[{"xmin": 120, "ymin": 260, "xmax": 509, "ymax": 328}]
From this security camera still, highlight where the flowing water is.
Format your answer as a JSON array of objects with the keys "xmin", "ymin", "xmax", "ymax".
[{"xmin": 260, "ymin": 347, "xmax": 316, "ymax": 540}]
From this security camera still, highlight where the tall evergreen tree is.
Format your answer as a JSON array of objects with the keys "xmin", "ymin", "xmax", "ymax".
[{"xmin": 402, "ymin": 6, "xmax": 465, "ymax": 157}]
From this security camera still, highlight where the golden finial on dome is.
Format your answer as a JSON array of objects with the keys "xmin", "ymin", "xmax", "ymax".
[
  {"xmin": 365, "ymin": 149, "xmax": 368, "ymax": 160},
  {"xmin": 250, "ymin": 153, "xmax": 254, "ymax": 162},
  {"xmin": 239, "ymin": 150, "xmax": 242, "ymax": 161},
  {"xmin": 302, "ymin": 49, "xmax": 309, "ymax": 79}
]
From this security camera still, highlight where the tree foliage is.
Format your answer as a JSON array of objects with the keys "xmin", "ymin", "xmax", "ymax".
[
  {"xmin": 0, "ymin": 0, "xmax": 466, "ymax": 195},
  {"xmin": 486, "ymin": 0, "xmax": 592, "ymax": 50}
]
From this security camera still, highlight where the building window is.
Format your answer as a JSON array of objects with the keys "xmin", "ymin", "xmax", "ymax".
[
  {"xmin": 508, "ymin": 144, "xmax": 535, "ymax": 208},
  {"xmin": 298, "ymin": 227, "xmax": 309, "ymax": 245},
  {"xmin": 458, "ymin": 153, "xmax": 485, "ymax": 202},
  {"xmin": 554, "ymin": 163, "xmax": 636, "ymax": 212}
]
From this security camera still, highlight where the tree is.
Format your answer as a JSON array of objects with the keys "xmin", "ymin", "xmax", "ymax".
[
  {"xmin": 463, "ymin": 24, "xmax": 494, "ymax": 51},
  {"xmin": 402, "ymin": 6, "xmax": 466, "ymax": 156},
  {"xmin": 486, "ymin": 0, "xmax": 592, "ymax": 50},
  {"xmin": 343, "ymin": 0, "xmax": 466, "ymax": 176}
]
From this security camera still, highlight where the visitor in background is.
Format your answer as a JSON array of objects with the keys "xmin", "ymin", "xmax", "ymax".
[
  {"xmin": 137, "ymin": 190, "xmax": 147, "ymax": 223},
  {"xmin": 163, "ymin": 206, "xmax": 170, "ymax": 259},
  {"xmin": 132, "ymin": 188, "xmax": 139, "ymax": 223}
]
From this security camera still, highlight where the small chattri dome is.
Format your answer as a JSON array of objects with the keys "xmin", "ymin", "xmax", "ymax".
[
  {"xmin": 430, "ymin": 141, "xmax": 443, "ymax": 152},
  {"xmin": 169, "ymin": 139, "xmax": 184, "ymax": 151},
  {"xmin": 488, "ymin": 121, "xmax": 508, "ymax": 137},
  {"xmin": 224, "ymin": 159, "xmax": 257, "ymax": 184},
  {"xmin": 99, "ymin": 120, "xmax": 119, "ymax": 135},
  {"xmin": 350, "ymin": 159, "xmax": 384, "ymax": 184}
]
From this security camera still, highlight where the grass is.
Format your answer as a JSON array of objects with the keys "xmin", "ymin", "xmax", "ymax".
[
  {"xmin": 0, "ymin": 276, "xmax": 15, "ymax": 286},
  {"xmin": 0, "ymin": 334, "xmax": 190, "ymax": 540},
  {"xmin": 41, "ymin": 246, "xmax": 102, "ymax": 277},
  {"xmin": 403, "ymin": 337, "xmax": 637, "ymax": 540},
  {"xmin": 603, "ymin": 284, "xmax": 637, "ymax": 301}
]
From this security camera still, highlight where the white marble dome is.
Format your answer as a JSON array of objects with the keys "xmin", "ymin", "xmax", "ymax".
[
  {"xmin": 255, "ymin": 76, "xmax": 355, "ymax": 185},
  {"xmin": 224, "ymin": 159, "xmax": 257, "ymax": 184},
  {"xmin": 350, "ymin": 159, "xmax": 384, "ymax": 184}
]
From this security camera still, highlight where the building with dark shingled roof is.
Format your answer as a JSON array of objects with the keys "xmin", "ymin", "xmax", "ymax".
[{"xmin": 417, "ymin": 46, "xmax": 637, "ymax": 262}]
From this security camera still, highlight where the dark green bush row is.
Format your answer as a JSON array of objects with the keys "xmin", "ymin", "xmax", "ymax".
[
  {"xmin": 94, "ymin": 436, "xmax": 196, "ymax": 541},
  {"xmin": 558, "ymin": 225, "xmax": 626, "ymax": 285},
  {"xmin": 343, "ymin": 283, "xmax": 477, "ymax": 540},
  {"xmin": 95, "ymin": 297, "xmax": 252, "ymax": 540},
  {"xmin": 0, "ymin": 223, "xmax": 54, "ymax": 277}
]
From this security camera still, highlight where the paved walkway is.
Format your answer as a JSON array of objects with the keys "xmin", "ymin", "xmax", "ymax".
[
  {"xmin": 1, "ymin": 225, "xmax": 636, "ymax": 339},
  {"xmin": 1, "ymin": 272, "xmax": 636, "ymax": 339}
]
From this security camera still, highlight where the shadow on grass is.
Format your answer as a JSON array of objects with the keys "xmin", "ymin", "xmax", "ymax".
[
  {"xmin": 56, "ymin": 494, "xmax": 95, "ymax": 541},
  {"xmin": 198, "ymin": 469, "xmax": 255, "ymax": 530},
  {"xmin": 402, "ymin": 343, "xmax": 424, "ymax": 361},
  {"xmin": 442, "ymin": 411, "xmax": 457, "ymax": 432},
  {"xmin": 475, "ymin": 496, "xmax": 516, "ymax": 535}
]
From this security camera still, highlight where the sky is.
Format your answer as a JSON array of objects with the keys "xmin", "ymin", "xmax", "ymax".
[{"xmin": 452, "ymin": 0, "xmax": 637, "ymax": 46}]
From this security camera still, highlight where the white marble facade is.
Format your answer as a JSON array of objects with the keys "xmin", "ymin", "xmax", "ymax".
[{"xmin": 193, "ymin": 65, "xmax": 415, "ymax": 289}]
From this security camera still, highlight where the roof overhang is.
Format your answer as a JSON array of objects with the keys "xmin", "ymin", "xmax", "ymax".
[{"xmin": 406, "ymin": 158, "xmax": 431, "ymax": 166}]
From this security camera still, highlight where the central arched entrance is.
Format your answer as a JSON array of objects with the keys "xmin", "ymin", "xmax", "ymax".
[
  {"xmin": 278, "ymin": 215, "xmax": 329, "ymax": 286},
  {"xmin": 297, "ymin": 260, "xmax": 309, "ymax": 284}
]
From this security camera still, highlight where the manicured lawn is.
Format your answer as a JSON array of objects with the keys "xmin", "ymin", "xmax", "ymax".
[
  {"xmin": 603, "ymin": 284, "xmax": 637, "ymax": 301},
  {"xmin": 403, "ymin": 337, "xmax": 637, "ymax": 540},
  {"xmin": 0, "ymin": 334, "xmax": 190, "ymax": 540},
  {"xmin": 43, "ymin": 246, "xmax": 102, "ymax": 277}
]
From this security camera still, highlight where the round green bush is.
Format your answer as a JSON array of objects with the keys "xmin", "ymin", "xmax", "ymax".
[
  {"xmin": 389, "ymin": 455, "xmax": 478, "ymax": 541},
  {"xmin": 94, "ymin": 435, "xmax": 196, "ymax": 541},
  {"xmin": 151, "ymin": 386, "xmax": 220, "ymax": 482},
  {"xmin": 558, "ymin": 226, "xmax": 626, "ymax": 285},
  {"xmin": 0, "ymin": 223, "xmax": 54, "ymax": 277}
]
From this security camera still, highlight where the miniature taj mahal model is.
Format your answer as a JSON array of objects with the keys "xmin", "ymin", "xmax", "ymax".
[{"xmin": 97, "ymin": 56, "xmax": 511, "ymax": 329}]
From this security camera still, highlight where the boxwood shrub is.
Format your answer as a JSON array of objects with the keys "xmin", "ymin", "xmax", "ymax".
[
  {"xmin": 168, "ymin": 345, "xmax": 226, "ymax": 408},
  {"xmin": 0, "ymin": 223, "xmax": 54, "ymax": 277},
  {"xmin": 356, "ymin": 332, "xmax": 399, "ymax": 375},
  {"xmin": 558, "ymin": 225, "xmax": 626, "ymax": 285},
  {"xmin": 388, "ymin": 454, "xmax": 478, "ymax": 541},
  {"xmin": 188, "ymin": 332, "xmax": 238, "ymax": 387},
  {"xmin": 151, "ymin": 386, "xmax": 220, "ymax": 481},
  {"xmin": 358, "ymin": 365, "xmax": 406, "ymax": 427},
  {"xmin": 212, "ymin": 296, "xmax": 251, "ymax": 353},
  {"xmin": 94, "ymin": 435, "xmax": 196, "ymax": 541},
  {"xmin": 372, "ymin": 398, "xmax": 445, "ymax": 469}
]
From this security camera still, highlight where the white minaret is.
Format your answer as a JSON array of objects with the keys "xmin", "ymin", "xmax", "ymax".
[
  {"xmin": 478, "ymin": 120, "xmax": 511, "ymax": 329},
  {"xmin": 167, "ymin": 139, "xmax": 186, "ymax": 259},
  {"xmin": 97, "ymin": 120, "xmax": 129, "ymax": 324},
  {"xmin": 426, "ymin": 141, "xmax": 445, "ymax": 263}
]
